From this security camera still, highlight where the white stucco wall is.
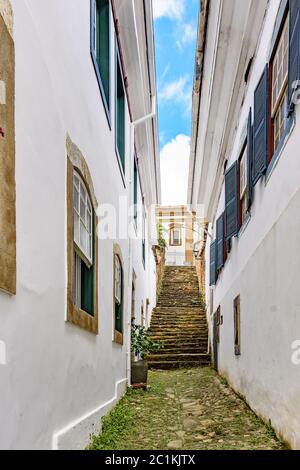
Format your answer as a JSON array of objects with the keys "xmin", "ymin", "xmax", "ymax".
[
  {"xmin": 0, "ymin": 0, "xmax": 158, "ymax": 450},
  {"xmin": 205, "ymin": 0, "xmax": 300, "ymax": 449}
]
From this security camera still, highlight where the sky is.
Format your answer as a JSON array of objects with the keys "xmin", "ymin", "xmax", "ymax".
[{"xmin": 153, "ymin": 0, "xmax": 199, "ymax": 206}]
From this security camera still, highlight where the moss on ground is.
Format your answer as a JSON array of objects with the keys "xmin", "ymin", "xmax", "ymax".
[{"xmin": 88, "ymin": 368, "xmax": 287, "ymax": 451}]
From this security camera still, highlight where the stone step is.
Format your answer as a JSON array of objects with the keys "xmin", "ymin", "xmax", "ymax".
[
  {"xmin": 148, "ymin": 352, "xmax": 209, "ymax": 361},
  {"xmin": 148, "ymin": 358, "xmax": 211, "ymax": 370},
  {"xmin": 149, "ymin": 326, "xmax": 207, "ymax": 336},
  {"xmin": 149, "ymin": 265, "xmax": 210, "ymax": 370},
  {"xmin": 157, "ymin": 302, "xmax": 202, "ymax": 308}
]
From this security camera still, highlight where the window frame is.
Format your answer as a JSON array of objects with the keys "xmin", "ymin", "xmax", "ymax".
[
  {"xmin": 142, "ymin": 209, "xmax": 146, "ymax": 268},
  {"xmin": 73, "ymin": 171, "xmax": 93, "ymax": 266},
  {"xmin": 90, "ymin": 0, "xmax": 111, "ymax": 128},
  {"xmin": 234, "ymin": 296, "xmax": 241, "ymax": 356},
  {"xmin": 67, "ymin": 139, "xmax": 99, "ymax": 335},
  {"xmin": 269, "ymin": 8, "xmax": 290, "ymax": 159},
  {"xmin": 0, "ymin": 14, "xmax": 16, "ymax": 296},
  {"xmin": 169, "ymin": 226, "xmax": 182, "ymax": 247},
  {"xmin": 113, "ymin": 248, "xmax": 124, "ymax": 345},
  {"xmin": 133, "ymin": 158, "xmax": 138, "ymax": 227},
  {"xmin": 115, "ymin": 42, "xmax": 126, "ymax": 185}
]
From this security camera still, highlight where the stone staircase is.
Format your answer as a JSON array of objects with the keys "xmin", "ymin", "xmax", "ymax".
[{"xmin": 148, "ymin": 266, "xmax": 210, "ymax": 370}]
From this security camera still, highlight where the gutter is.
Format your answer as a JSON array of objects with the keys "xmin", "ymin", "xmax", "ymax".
[{"xmin": 188, "ymin": 0, "xmax": 210, "ymax": 206}]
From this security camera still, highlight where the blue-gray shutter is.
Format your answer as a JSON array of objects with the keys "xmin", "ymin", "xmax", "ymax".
[
  {"xmin": 289, "ymin": 0, "xmax": 300, "ymax": 107},
  {"xmin": 210, "ymin": 241, "xmax": 217, "ymax": 286},
  {"xmin": 216, "ymin": 213, "xmax": 225, "ymax": 271},
  {"xmin": 225, "ymin": 162, "xmax": 239, "ymax": 240},
  {"xmin": 247, "ymin": 108, "xmax": 253, "ymax": 210},
  {"xmin": 253, "ymin": 66, "xmax": 269, "ymax": 185}
]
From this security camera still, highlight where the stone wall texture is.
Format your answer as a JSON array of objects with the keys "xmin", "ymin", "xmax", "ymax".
[{"xmin": 0, "ymin": 0, "xmax": 13, "ymax": 37}]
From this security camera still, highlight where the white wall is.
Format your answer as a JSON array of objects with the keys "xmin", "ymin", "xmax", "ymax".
[
  {"xmin": 206, "ymin": 0, "xmax": 300, "ymax": 449},
  {"xmin": 0, "ymin": 0, "xmax": 157, "ymax": 450}
]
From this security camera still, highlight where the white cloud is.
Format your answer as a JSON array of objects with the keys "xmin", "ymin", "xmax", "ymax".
[
  {"xmin": 158, "ymin": 76, "xmax": 192, "ymax": 114},
  {"xmin": 153, "ymin": 0, "xmax": 185, "ymax": 21},
  {"xmin": 160, "ymin": 134, "xmax": 190, "ymax": 205},
  {"xmin": 176, "ymin": 23, "xmax": 197, "ymax": 50}
]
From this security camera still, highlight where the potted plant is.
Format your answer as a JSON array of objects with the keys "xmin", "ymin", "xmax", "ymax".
[{"xmin": 131, "ymin": 321, "xmax": 162, "ymax": 387}]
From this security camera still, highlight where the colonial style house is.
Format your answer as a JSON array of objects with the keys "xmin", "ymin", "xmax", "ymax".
[
  {"xmin": 188, "ymin": 0, "xmax": 300, "ymax": 449},
  {"xmin": 157, "ymin": 206, "xmax": 196, "ymax": 267},
  {"xmin": 0, "ymin": 0, "xmax": 160, "ymax": 450}
]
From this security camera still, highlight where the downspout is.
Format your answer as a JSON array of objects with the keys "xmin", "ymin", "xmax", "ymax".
[{"xmin": 125, "ymin": 0, "xmax": 158, "ymax": 386}]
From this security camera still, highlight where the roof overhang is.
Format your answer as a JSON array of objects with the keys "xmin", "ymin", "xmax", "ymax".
[{"xmin": 188, "ymin": 0, "xmax": 269, "ymax": 221}]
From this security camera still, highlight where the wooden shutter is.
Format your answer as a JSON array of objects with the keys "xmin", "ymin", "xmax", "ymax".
[
  {"xmin": 253, "ymin": 67, "xmax": 269, "ymax": 184},
  {"xmin": 209, "ymin": 241, "xmax": 217, "ymax": 286},
  {"xmin": 288, "ymin": 0, "xmax": 300, "ymax": 106},
  {"xmin": 247, "ymin": 108, "xmax": 253, "ymax": 210},
  {"xmin": 216, "ymin": 213, "xmax": 225, "ymax": 271},
  {"xmin": 225, "ymin": 162, "xmax": 239, "ymax": 240}
]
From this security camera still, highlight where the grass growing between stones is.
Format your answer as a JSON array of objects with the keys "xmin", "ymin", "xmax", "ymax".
[{"xmin": 88, "ymin": 368, "xmax": 287, "ymax": 451}]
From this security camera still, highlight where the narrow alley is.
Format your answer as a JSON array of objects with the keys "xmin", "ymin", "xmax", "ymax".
[{"xmin": 89, "ymin": 368, "xmax": 286, "ymax": 451}]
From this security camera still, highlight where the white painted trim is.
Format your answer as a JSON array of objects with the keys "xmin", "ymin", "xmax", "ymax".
[{"xmin": 52, "ymin": 378, "xmax": 127, "ymax": 450}]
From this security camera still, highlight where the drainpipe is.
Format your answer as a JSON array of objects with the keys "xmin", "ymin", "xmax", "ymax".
[{"xmin": 125, "ymin": 0, "xmax": 158, "ymax": 386}]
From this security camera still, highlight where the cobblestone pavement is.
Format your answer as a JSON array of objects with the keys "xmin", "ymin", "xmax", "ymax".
[{"xmin": 89, "ymin": 368, "xmax": 286, "ymax": 450}]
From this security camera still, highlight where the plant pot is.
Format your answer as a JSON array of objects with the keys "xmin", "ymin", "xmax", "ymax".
[{"xmin": 131, "ymin": 359, "xmax": 148, "ymax": 386}]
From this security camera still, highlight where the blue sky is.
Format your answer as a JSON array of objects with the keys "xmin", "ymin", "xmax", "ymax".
[{"xmin": 153, "ymin": 0, "xmax": 199, "ymax": 205}]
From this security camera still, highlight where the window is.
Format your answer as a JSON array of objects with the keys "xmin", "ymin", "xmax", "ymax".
[
  {"xmin": 141, "ymin": 303, "xmax": 145, "ymax": 327},
  {"xmin": 131, "ymin": 281, "xmax": 136, "ymax": 320},
  {"xmin": 73, "ymin": 172, "xmax": 94, "ymax": 315},
  {"xmin": 170, "ymin": 227, "xmax": 182, "ymax": 246},
  {"xmin": 73, "ymin": 173, "xmax": 93, "ymax": 265},
  {"xmin": 116, "ymin": 51, "xmax": 126, "ymax": 175},
  {"xmin": 239, "ymin": 145, "xmax": 248, "ymax": 226},
  {"xmin": 0, "ymin": 14, "xmax": 16, "ymax": 295},
  {"xmin": 234, "ymin": 296, "xmax": 241, "ymax": 356},
  {"xmin": 134, "ymin": 159, "xmax": 138, "ymax": 226},
  {"xmin": 114, "ymin": 253, "xmax": 124, "ymax": 344},
  {"xmin": 67, "ymin": 137, "xmax": 98, "ymax": 334},
  {"xmin": 271, "ymin": 16, "xmax": 289, "ymax": 152},
  {"xmin": 91, "ymin": 0, "xmax": 110, "ymax": 115}
]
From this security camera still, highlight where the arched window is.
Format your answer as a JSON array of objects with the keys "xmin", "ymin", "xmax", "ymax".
[
  {"xmin": 114, "ymin": 254, "xmax": 123, "ymax": 344},
  {"xmin": 66, "ymin": 138, "xmax": 98, "ymax": 335}
]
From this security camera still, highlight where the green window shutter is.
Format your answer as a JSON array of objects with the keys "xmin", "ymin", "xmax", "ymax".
[
  {"xmin": 247, "ymin": 108, "xmax": 254, "ymax": 211},
  {"xmin": 209, "ymin": 240, "xmax": 217, "ymax": 286},
  {"xmin": 81, "ymin": 261, "xmax": 94, "ymax": 316},
  {"xmin": 80, "ymin": 211, "xmax": 95, "ymax": 316},
  {"xmin": 253, "ymin": 66, "xmax": 269, "ymax": 184},
  {"xmin": 216, "ymin": 213, "xmax": 225, "ymax": 271},
  {"xmin": 288, "ymin": 0, "xmax": 300, "ymax": 107},
  {"xmin": 225, "ymin": 161, "xmax": 239, "ymax": 239},
  {"xmin": 116, "ymin": 58, "xmax": 125, "ymax": 172},
  {"xmin": 96, "ymin": 0, "xmax": 110, "ymax": 107}
]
